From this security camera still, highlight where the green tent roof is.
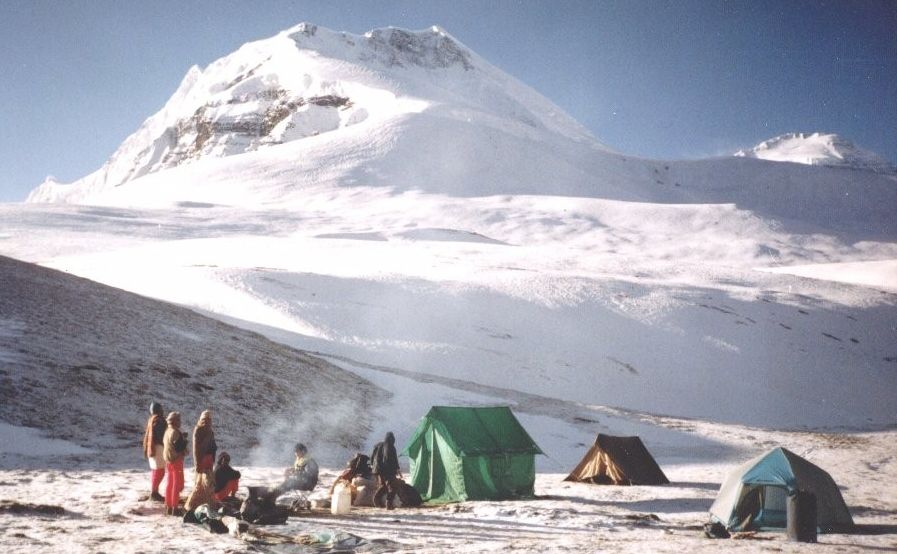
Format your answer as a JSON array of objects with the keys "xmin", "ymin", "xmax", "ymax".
[{"xmin": 402, "ymin": 406, "xmax": 543, "ymax": 457}]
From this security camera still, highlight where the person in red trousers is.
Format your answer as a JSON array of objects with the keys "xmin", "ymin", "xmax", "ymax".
[
  {"xmin": 141, "ymin": 402, "xmax": 167, "ymax": 502},
  {"xmin": 213, "ymin": 452, "xmax": 241, "ymax": 502},
  {"xmin": 162, "ymin": 411, "xmax": 188, "ymax": 516}
]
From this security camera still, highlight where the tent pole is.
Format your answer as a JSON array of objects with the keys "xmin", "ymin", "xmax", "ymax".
[{"xmin": 429, "ymin": 424, "xmax": 436, "ymax": 498}]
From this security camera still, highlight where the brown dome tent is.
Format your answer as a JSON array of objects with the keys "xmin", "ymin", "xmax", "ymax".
[{"xmin": 564, "ymin": 434, "xmax": 669, "ymax": 485}]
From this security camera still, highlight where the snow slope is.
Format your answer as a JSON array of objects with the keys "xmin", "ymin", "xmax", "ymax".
[
  {"xmin": 0, "ymin": 255, "xmax": 385, "ymax": 463},
  {"xmin": 761, "ymin": 259, "xmax": 897, "ymax": 292},
  {"xmin": 6, "ymin": 21, "xmax": 897, "ymax": 432},
  {"xmin": 3, "ymin": 192, "xmax": 896, "ymax": 433},
  {"xmin": 0, "ymin": 422, "xmax": 92, "ymax": 457}
]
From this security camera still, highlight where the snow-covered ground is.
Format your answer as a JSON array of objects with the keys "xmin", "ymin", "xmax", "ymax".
[
  {"xmin": 1, "ymin": 191, "xmax": 895, "ymax": 551},
  {"xmin": 1, "ymin": 420, "xmax": 894, "ymax": 553},
  {"xmin": 2, "ymin": 21, "xmax": 896, "ymax": 553}
]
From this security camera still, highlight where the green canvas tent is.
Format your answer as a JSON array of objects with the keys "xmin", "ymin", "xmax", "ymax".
[
  {"xmin": 401, "ymin": 406, "xmax": 543, "ymax": 503},
  {"xmin": 710, "ymin": 447, "xmax": 853, "ymax": 532}
]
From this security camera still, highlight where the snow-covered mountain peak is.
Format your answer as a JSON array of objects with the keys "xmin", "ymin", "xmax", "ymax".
[
  {"xmin": 28, "ymin": 22, "xmax": 601, "ymax": 204},
  {"xmin": 735, "ymin": 132, "xmax": 895, "ymax": 174}
]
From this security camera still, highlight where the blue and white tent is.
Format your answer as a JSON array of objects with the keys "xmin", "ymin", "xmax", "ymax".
[{"xmin": 709, "ymin": 447, "xmax": 853, "ymax": 532}]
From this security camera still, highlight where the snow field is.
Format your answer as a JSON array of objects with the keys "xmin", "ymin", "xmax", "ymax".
[{"xmin": 1, "ymin": 423, "xmax": 894, "ymax": 553}]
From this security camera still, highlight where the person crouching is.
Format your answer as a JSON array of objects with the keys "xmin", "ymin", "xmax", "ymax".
[{"xmin": 213, "ymin": 452, "xmax": 241, "ymax": 501}]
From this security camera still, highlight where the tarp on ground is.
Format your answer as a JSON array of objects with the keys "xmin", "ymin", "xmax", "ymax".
[
  {"xmin": 564, "ymin": 434, "xmax": 669, "ymax": 485},
  {"xmin": 710, "ymin": 447, "xmax": 853, "ymax": 532},
  {"xmin": 401, "ymin": 406, "xmax": 543, "ymax": 503}
]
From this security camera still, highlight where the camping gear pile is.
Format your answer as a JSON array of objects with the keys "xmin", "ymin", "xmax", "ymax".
[
  {"xmin": 182, "ymin": 486, "xmax": 289, "ymax": 533},
  {"xmin": 328, "ymin": 452, "xmax": 379, "ymax": 508}
]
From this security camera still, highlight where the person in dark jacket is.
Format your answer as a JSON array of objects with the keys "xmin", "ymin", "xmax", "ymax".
[
  {"xmin": 142, "ymin": 402, "xmax": 167, "ymax": 502},
  {"xmin": 213, "ymin": 452, "xmax": 241, "ymax": 502},
  {"xmin": 371, "ymin": 432, "xmax": 402, "ymax": 509}
]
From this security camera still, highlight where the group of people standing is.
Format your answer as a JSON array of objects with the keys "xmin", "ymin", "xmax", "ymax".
[
  {"xmin": 143, "ymin": 401, "xmax": 405, "ymax": 515},
  {"xmin": 141, "ymin": 403, "xmax": 240, "ymax": 516}
]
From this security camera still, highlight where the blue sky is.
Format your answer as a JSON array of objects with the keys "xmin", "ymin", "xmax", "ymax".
[{"xmin": 1, "ymin": 0, "xmax": 894, "ymax": 202}]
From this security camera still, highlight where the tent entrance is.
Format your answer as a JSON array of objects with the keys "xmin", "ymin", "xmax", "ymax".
[
  {"xmin": 756, "ymin": 485, "xmax": 788, "ymax": 528},
  {"xmin": 737, "ymin": 485, "xmax": 789, "ymax": 529}
]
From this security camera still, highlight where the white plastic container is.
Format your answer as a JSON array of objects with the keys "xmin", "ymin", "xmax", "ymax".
[{"xmin": 331, "ymin": 482, "xmax": 352, "ymax": 515}]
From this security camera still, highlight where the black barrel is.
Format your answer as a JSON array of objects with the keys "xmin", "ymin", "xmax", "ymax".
[{"xmin": 786, "ymin": 490, "xmax": 818, "ymax": 543}]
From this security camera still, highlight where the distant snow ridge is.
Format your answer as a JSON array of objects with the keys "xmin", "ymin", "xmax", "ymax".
[
  {"xmin": 735, "ymin": 132, "xmax": 895, "ymax": 174},
  {"xmin": 27, "ymin": 21, "xmax": 599, "ymax": 204}
]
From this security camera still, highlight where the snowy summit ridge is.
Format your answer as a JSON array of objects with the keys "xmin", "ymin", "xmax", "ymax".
[
  {"xmin": 27, "ymin": 22, "xmax": 600, "ymax": 203},
  {"xmin": 735, "ymin": 132, "xmax": 895, "ymax": 174}
]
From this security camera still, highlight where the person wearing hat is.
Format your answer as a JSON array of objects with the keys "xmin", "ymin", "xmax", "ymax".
[
  {"xmin": 141, "ymin": 402, "xmax": 167, "ymax": 502},
  {"xmin": 162, "ymin": 411, "xmax": 189, "ymax": 515}
]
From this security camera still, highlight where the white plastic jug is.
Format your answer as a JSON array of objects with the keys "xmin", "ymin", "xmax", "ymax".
[{"xmin": 331, "ymin": 482, "xmax": 352, "ymax": 515}]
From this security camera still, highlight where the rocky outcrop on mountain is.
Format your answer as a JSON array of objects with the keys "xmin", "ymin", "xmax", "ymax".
[{"xmin": 362, "ymin": 26, "xmax": 474, "ymax": 70}]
